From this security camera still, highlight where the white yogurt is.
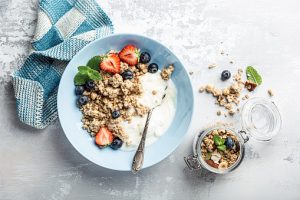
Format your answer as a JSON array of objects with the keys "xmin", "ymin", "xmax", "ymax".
[{"xmin": 120, "ymin": 71, "xmax": 177, "ymax": 151}]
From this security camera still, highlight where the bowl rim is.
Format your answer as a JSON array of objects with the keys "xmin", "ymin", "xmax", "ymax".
[{"xmin": 57, "ymin": 33, "xmax": 195, "ymax": 171}]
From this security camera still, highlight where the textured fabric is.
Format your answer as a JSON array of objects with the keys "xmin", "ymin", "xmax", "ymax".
[{"xmin": 12, "ymin": 0, "xmax": 113, "ymax": 129}]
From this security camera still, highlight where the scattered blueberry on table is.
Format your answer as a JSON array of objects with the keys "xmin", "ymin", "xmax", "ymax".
[{"xmin": 221, "ymin": 70, "xmax": 231, "ymax": 81}]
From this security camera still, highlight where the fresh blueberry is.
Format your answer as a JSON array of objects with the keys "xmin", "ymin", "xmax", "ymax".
[
  {"xmin": 111, "ymin": 110, "xmax": 121, "ymax": 119},
  {"xmin": 121, "ymin": 70, "xmax": 133, "ymax": 80},
  {"xmin": 77, "ymin": 95, "xmax": 89, "ymax": 107},
  {"xmin": 140, "ymin": 52, "xmax": 151, "ymax": 64},
  {"xmin": 75, "ymin": 85, "xmax": 85, "ymax": 95},
  {"xmin": 148, "ymin": 63, "xmax": 158, "ymax": 73},
  {"xmin": 110, "ymin": 138, "xmax": 123, "ymax": 150},
  {"xmin": 85, "ymin": 80, "xmax": 95, "ymax": 90},
  {"xmin": 224, "ymin": 137, "xmax": 234, "ymax": 149},
  {"xmin": 221, "ymin": 70, "xmax": 231, "ymax": 81}
]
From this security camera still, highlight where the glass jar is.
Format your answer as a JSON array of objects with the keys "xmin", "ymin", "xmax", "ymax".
[{"xmin": 184, "ymin": 97, "xmax": 282, "ymax": 174}]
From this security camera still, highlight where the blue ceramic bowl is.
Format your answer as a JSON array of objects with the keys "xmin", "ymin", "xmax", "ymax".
[{"xmin": 57, "ymin": 34, "xmax": 194, "ymax": 171}]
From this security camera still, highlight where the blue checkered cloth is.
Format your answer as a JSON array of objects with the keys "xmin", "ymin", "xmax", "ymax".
[{"xmin": 12, "ymin": 0, "xmax": 113, "ymax": 129}]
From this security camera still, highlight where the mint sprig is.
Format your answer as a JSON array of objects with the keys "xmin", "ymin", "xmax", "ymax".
[
  {"xmin": 74, "ymin": 66, "xmax": 102, "ymax": 85},
  {"xmin": 213, "ymin": 135, "xmax": 224, "ymax": 146},
  {"xmin": 87, "ymin": 56, "xmax": 102, "ymax": 71},
  {"xmin": 217, "ymin": 145, "xmax": 226, "ymax": 151},
  {"xmin": 213, "ymin": 135, "xmax": 226, "ymax": 151},
  {"xmin": 246, "ymin": 66, "xmax": 262, "ymax": 85},
  {"xmin": 74, "ymin": 73, "xmax": 89, "ymax": 85}
]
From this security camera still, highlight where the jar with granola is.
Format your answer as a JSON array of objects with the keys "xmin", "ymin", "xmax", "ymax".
[{"xmin": 184, "ymin": 97, "xmax": 282, "ymax": 174}]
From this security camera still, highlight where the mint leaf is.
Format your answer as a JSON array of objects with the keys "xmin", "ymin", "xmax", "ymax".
[
  {"xmin": 88, "ymin": 69, "xmax": 102, "ymax": 81},
  {"xmin": 78, "ymin": 66, "xmax": 89, "ymax": 74},
  {"xmin": 213, "ymin": 135, "xmax": 225, "ymax": 146},
  {"xmin": 246, "ymin": 66, "xmax": 262, "ymax": 85},
  {"xmin": 74, "ymin": 63, "xmax": 103, "ymax": 86},
  {"xmin": 87, "ymin": 56, "xmax": 102, "ymax": 71},
  {"xmin": 74, "ymin": 66, "xmax": 102, "ymax": 86},
  {"xmin": 74, "ymin": 73, "xmax": 89, "ymax": 85},
  {"xmin": 217, "ymin": 145, "xmax": 226, "ymax": 151}
]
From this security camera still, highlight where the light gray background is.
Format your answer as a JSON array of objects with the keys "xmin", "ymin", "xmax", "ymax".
[{"xmin": 1, "ymin": 0, "xmax": 300, "ymax": 199}]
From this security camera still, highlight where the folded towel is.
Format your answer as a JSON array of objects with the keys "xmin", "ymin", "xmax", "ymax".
[{"xmin": 12, "ymin": 0, "xmax": 113, "ymax": 129}]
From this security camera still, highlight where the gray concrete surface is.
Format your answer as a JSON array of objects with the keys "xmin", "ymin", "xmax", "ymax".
[{"xmin": 1, "ymin": 0, "xmax": 300, "ymax": 199}]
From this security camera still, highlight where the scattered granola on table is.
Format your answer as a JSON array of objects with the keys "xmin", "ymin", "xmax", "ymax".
[
  {"xmin": 198, "ymin": 86, "xmax": 205, "ymax": 93},
  {"xmin": 201, "ymin": 69, "xmax": 245, "ymax": 116},
  {"xmin": 268, "ymin": 89, "xmax": 274, "ymax": 97},
  {"xmin": 208, "ymin": 63, "xmax": 217, "ymax": 69},
  {"xmin": 201, "ymin": 129, "xmax": 240, "ymax": 170},
  {"xmin": 199, "ymin": 66, "xmax": 266, "ymax": 116}
]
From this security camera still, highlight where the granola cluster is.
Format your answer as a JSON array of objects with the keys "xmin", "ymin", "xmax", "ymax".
[
  {"xmin": 201, "ymin": 129, "xmax": 240, "ymax": 170},
  {"xmin": 199, "ymin": 69, "xmax": 245, "ymax": 116},
  {"xmin": 80, "ymin": 62, "xmax": 174, "ymax": 144},
  {"xmin": 161, "ymin": 65, "xmax": 175, "ymax": 80}
]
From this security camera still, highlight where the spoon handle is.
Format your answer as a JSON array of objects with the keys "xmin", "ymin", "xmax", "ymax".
[{"xmin": 131, "ymin": 109, "xmax": 153, "ymax": 173}]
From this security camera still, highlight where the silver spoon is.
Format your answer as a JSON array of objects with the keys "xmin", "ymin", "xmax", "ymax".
[{"xmin": 131, "ymin": 87, "xmax": 168, "ymax": 173}]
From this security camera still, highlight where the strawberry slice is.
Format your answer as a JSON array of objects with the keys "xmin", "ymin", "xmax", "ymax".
[
  {"xmin": 118, "ymin": 44, "xmax": 140, "ymax": 66},
  {"xmin": 95, "ymin": 127, "xmax": 114, "ymax": 147},
  {"xmin": 100, "ymin": 53, "xmax": 120, "ymax": 74}
]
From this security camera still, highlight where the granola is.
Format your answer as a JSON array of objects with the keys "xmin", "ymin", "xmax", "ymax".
[
  {"xmin": 268, "ymin": 89, "xmax": 274, "ymax": 97},
  {"xmin": 201, "ymin": 129, "xmax": 240, "ymax": 170},
  {"xmin": 201, "ymin": 69, "xmax": 245, "ymax": 116},
  {"xmin": 208, "ymin": 63, "xmax": 217, "ymax": 69},
  {"xmin": 161, "ymin": 65, "xmax": 174, "ymax": 80},
  {"xmin": 80, "ymin": 66, "xmax": 175, "ymax": 143},
  {"xmin": 74, "ymin": 44, "xmax": 175, "ymax": 149},
  {"xmin": 80, "ymin": 69, "xmax": 148, "ymax": 141}
]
